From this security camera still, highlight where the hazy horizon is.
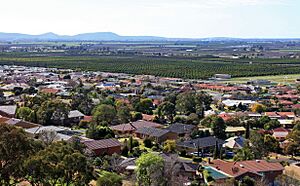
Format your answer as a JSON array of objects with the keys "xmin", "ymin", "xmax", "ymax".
[{"xmin": 1, "ymin": 0, "xmax": 299, "ymax": 38}]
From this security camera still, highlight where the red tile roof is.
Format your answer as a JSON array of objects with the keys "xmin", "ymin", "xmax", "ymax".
[
  {"xmin": 40, "ymin": 88, "xmax": 60, "ymax": 94},
  {"xmin": 210, "ymin": 159, "xmax": 284, "ymax": 178}
]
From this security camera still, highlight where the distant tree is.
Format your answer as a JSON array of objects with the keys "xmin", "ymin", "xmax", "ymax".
[
  {"xmin": 234, "ymin": 141, "xmax": 254, "ymax": 161},
  {"xmin": 36, "ymin": 99, "xmax": 70, "ymax": 125},
  {"xmin": 70, "ymin": 93, "xmax": 93, "ymax": 115},
  {"xmin": 157, "ymin": 101, "xmax": 176, "ymax": 123},
  {"xmin": 86, "ymin": 124, "xmax": 115, "ymax": 140},
  {"xmin": 176, "ymin": 92, "xmax": 196, "ymax": 114},
  {"xmin": 13, "ymin": 87, "xmax": 23, "ymax": 96},
  {"xmin": 210, "ymin": 116, "xmax": 227, "ymax": 139},
  {"xmin": 258, "ymin": 116, "xmax": 271, "ymax": 128},
  {"xmin": 143, "ymin": 138, "xmax": 153, "ymax": 148},
  {"xmin": 186, "ymin": 113, "xmax": 200, "ymax": 125},
  {"xmin": 241, "ymin": 176, "xmax": 255, "ymax": 186},
  {"xmin": 93, "ymin": 104, "xmax": 117, "ymax": 125},
  {"xmin": 16, "ymin": 106, "xmax": 34, "ymax": 122},
  {"xmin": 284, "ymin": 123, "xmax": 300, "ymax": 156},
  {"xmin": 117, "ymin": 105, "xmax": 131, "ymax": 123},
  {"xmin": 163, "ymin": 140, "xmax": 176, "ymax": 153},
  {"xmin": 130, "ymin": 111, "xmax": 143, "ymax": 121},
  {"xmin": 135, "ymin": 98, "xmax": 153, "ymax": 114},
  {"xmin": 250, "ymin": 131, "xmax": 268, "ymax": 159},
  {"xmin": 264, "ymin": 119, "xmax": 280, "ymax": 130},
  {"xmin": 251, "ymin": 103, "xmax": 266, "ymax": 113},
  {"xmin": 264, "ymin": 134, "xmax": 280, "ymax": 153},
  {"xmin": 135, "ymin": 153, "xmax": 164, "ymax": 186}
]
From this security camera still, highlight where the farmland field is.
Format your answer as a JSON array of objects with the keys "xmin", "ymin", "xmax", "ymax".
[{"xmin": 1, "ymin": 54, "xmax": 300, "ymax": 79}]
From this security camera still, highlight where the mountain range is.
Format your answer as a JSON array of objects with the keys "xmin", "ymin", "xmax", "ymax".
[
  {"xmin": 0, "ymin": 32, "xmax": 298, "ymax": 42},
  {"xmin": 0, "ymin": 32, "xmax": 169, "ymax": 42}
]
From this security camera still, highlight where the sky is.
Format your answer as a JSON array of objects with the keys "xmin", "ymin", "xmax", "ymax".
[{"xmin": 0, "ymin": 0, "xmax": 299, "ymax": 38}]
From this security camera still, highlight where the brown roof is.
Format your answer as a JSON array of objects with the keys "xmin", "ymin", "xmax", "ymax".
[
  {"xmin": 0, "ymin": 116, "xmax": 10, "ymax": 123},
  {"xmin": 83, "ymin": 138, "xmax": 121, "ymax": 150},
  {"xmin": 111, "ymin": 120, "xmax": 163, "ymax": 132},
  {"xmin": 210, "ymin": 159, "xmax": 284, "ymax": 178},
  {"xmin": 40, "ymin": 88, "xmax": 60, "ymax": 94}
]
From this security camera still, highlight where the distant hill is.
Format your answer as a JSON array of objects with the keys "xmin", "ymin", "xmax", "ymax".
[
  {"xmin": 0, "ymin": 32, "xmax": 299, "ymax": 42},
  {"xmin": 0, "ymin": 32, "xmax": 167, "ymax": 42}
]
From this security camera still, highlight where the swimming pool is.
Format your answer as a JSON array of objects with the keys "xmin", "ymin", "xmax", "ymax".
[{"xmin": 204, "ymin": 166, "xmax": 229, "ymax": 180}]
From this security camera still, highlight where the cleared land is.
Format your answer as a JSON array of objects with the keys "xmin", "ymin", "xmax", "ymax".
[{"xmin": 1, "ymin": 54, "xmax": 300, "ymax": 79}]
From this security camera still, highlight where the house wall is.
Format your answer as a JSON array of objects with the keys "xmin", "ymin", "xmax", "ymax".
[{"xmin": 93, "ymin": 145, "xmax": 121, "ymax": 156}]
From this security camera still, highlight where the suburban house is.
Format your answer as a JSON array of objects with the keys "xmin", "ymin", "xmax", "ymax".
[
  {"xmin": 264, "ymin": 112, "xmax": 295, "ymax": 120},
  {"xmin": 82, "ymin": 138, "xmax": 122, "ymax": 156},
  {"xmin": 166, "ymin": 123, "xmax": 196, "ymax": 138},
  {"xmin": 206, "ymin": 159, "xmax": 284, "ymax": 184},
  {"xmin": 25, "ymin": 125, "xmax": 82, "ymax": 141},
  {"xmin": 134, "ymin": 127, "xmax": 177, "ymax": 143},
  {"xmin": 111, "ymin": 120, "xmax": 163, "ymax": 136},
  {"xmin": 272, "ymin": 128, "xmax": 290, "ymax": 141},
  {"xmin": 67, "ymin": 110, "xmax": 85, "ymax": 124},
  {"xmin": 223, "ymin": 136, "xmax": 246, "ymax": 149},
  {"xmin": 176, "ymin": 136, "xmax": 224, "ymax": 153}
]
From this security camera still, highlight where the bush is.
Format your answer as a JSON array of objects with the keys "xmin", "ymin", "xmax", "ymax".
[
  {"xmin": 143, "ymin": 138, "xmax": 153, "ymax": 148},
  {"xmin": 97, "ymin": 171, "xmax": 122, "ymax": 186},
  {"xmin": 193, "ymin": 157, "xmax": 202, "ymax": 162}
]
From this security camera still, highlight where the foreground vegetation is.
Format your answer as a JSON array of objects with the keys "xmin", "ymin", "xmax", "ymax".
[{"xmin": 1, "ymin": 54, "xmax": 300, "ymax": 79}]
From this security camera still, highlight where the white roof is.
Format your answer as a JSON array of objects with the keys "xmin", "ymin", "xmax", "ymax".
[
  {"xmin": 68, "ymin": 110, "xmax": 85, "ymax": 118},
  {"xmin": 0, "ymin": 105, "xmax": 17, "ymax": 115},
  {"xmin": 222, "ymin": 99, "xmax": 255, "ymax": 107}
]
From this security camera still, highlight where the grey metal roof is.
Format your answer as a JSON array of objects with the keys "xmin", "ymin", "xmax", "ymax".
[
  {"xmin": 166, "ymin": 123, "xmax": 195, "ymax": 134},
  {"xmin": 177, "ymin": 136, "xmax": 224, "ymax": 149},
  {"xmin": 135, "ymin": 127, "xmax": 170, "ymax": 137}
]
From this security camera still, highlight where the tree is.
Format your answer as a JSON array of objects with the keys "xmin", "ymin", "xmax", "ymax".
[
  {"xmin": 210, "ymin": 116, "xmax": 227, "ymax": 139},
  {"xmin": 24, "ymin": 141, "xmax": 94, "ymax": 186},
  {"xmin": 241, "ymin": 176, "xmax": 255, "ymax": 186},
  {"xmin": 86, "ymin": 124, "xmax": 115, "ymax": 140},
  {"xmin": 135, "ymin": 153, "xmax": 164, "ymax": 186},
  {"xmin": 251, "ymin": 103, "xmax": 266, "ymax": 113},
  {"xmin": 264, "ymin": 134, "xmax": 280, "ymax": 153},
  {"xmin": 93, "ymin": 104, "xmax": 117, "ymax": 125},
  {"xmin": 36, "ymin": 99, "xmax": 70, "ymax": 125},
  {"xmin": 70, "ymin": 93, "xmax": 93, "ymax": 115},
  {"xmin": 96, "ymin": 171, "xmax": 122, "ymax": 186},
  {"xmin": 135, "ymin": 98, "xmax": 153, "ymax": 115},
  {"xmin": 163, "ymin": 140, "xmax": 176, "ymax": 153},
  {"xmin": 234, "ymin": 141, "xmax": 254, "ymax": 161},
  {"xmin": 157, "ymin": 101, "xmax": 176, "ymax": 123},
  {"xmin": 250, "ymin": 131, "xmax": 268, "ymax": 159},
  {"xmin": 0, "ymin": 124, "xmax": 42, "ymax": 185},
  {"xmin": 186, "ymin": 113, "xmax": 200, "ymax": 125},
  {"xmin": 264, "ymin": 119, "xmax": 280, "ymax": 130},
  {"xmin": 16, "ymin": 106, "xmax": 35, "ymax": 122},
  {"xmin": 258, "ymin": 116, "xmax": 271, "ymax": 129},
  {"xmin": 117, "ymin": 105, "xmax": 131, "ymax": 123},
  {"xmin": 143, "ymin": 138, "xmax": 153, "ymax": 148},
  {"xmin": 176, "ymin": 92, "xmax": 196, "ymax": 114},
  {"xmin": 284, "ymin": 123, "xmax": 300, "ymax": 156}
]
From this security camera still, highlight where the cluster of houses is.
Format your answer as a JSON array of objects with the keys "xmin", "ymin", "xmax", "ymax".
[{"xmin": 1, "ymin": 65, "xmax": 300, "ymax": 184}]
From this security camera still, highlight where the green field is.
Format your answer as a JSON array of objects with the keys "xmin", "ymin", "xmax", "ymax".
[
  {"xmin": 227, "ymin": 74, "xmax": 300, "ymax": 84},
  {"xmin": 1, "ymin": 54, "xmax": 300, "ymax": 79}
]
